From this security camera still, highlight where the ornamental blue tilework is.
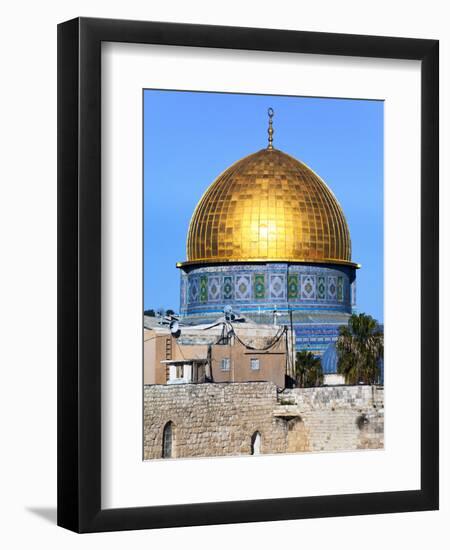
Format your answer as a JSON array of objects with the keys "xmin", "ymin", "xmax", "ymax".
[
  {"xmin": 337, "ymin": 276, "xmax": 344, "ymax": 302},
  {"xmin": 328, "ymin": 276, "xmax": 337, "ymax": 300},
  {"xmin": 317, "ymin": 276, "xmax": 326, "ymax": 300},
  {"xmin": 301, "ymin": 275, "xmax": 316, "ymax": 300},
  {"xmin": 288, "ymin": 274, "xmax": 298, "ymax": 299},
  {"xmin": 270, "ymin": 274, "xmax": 286, "ymax": 300},
  {"xmin": 294, "ymin": 324, "xmax": 344, "ymax": 356},
  {"xmin": 208, "ymin": 276, "xmax": 221, "ymax": 302},
  {"xmin": 235, "ymin": 275, "xmax": 252, "ymax": 300},
  {"xmin": 189, "ymin": 277, "xmax": 199, "ymax": 303},
  {"xmin": 253, "ymin": 274, "xmax": 266, "ymax": 299},
  {"xmin": 179, "ymin": 262, "xmax": 355, "ymax": 321},
  {"xmin": 200, "ymin": 276, "xmax": 208, "ymax": 302},
  {"xmin": 223, "ymin": 276, "xmax": 233, "ymax": 300}
]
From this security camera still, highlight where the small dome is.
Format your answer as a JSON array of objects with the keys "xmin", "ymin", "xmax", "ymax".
[
  {"xmin": 322, "ymin": 342, "xmax": 338, "ymax": 374},
  {"xmin": 183, "ymin": 148, "xmax": 354, "ymax": 267}
]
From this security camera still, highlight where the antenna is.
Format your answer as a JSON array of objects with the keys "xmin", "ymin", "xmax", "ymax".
[{"xmin": 272, "ymin": 305, "xmax": 282, "ymax": 326}]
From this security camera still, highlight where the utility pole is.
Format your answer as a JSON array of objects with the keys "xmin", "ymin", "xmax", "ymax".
[{"xmin": 289, "ymin": 308, "xmax": 295, "ymax": 379}]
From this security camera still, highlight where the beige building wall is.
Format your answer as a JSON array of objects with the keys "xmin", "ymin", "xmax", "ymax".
[
  {"xmin": 144, "ymin": 328, "xmax": 210, "ymax": 384},
  {"xmin": 210, "ymin": 338, "xmax": 285, "ymax": 387},
  {"xmin": 143, "ymin": 329, "xmax": 171, "ymax": 384}
]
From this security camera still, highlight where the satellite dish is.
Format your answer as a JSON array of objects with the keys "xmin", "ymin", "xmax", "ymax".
[
  {"xmin": 169, "ymin": 319, "xmax": 181, "ymax": 338},
  {"xmin": 224, "ymin": 305, "xmax": 244, "ymax": 323},
  {"xmin": 224, "ymin": 305, "xmax": 235, "ymax": 322}
]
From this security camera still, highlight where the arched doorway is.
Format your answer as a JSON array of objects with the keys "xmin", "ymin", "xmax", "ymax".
[
  {"xmin": 251, "ymin": 431, "xmax": 261, "ymax": 455},
  {"xmin": 162, "ymin": 421, "xmax": 174, "ymax": 458}
]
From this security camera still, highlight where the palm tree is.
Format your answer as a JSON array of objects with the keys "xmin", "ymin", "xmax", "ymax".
[
  {"xmin": 336, "ymin": 313, "xmax": 383, "ymax": 385},
  {"xmin": 295, "ymin": 350, "xmax": 323, "ymax": 388}
]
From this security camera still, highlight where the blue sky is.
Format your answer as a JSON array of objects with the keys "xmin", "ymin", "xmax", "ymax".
[{"xmin": 144, "ymin": 90, "xmax": 384, "ymax": 322}]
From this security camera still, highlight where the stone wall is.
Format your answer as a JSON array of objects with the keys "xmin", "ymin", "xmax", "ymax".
[
  {"xmin": 279, "ymin": 385, "xmax": 384, "ymax": 452},
  {"xmin": 143, "ymin": 382, "xmax": 384, "ymax": 460}
]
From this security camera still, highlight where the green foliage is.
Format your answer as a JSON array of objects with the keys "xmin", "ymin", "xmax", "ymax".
[
  {"xmin": 295, "ymin": 350, "xmax": 323, "ymax": 388},
  {"xmin": 336, "ymin": 313, "xmax": 383, "ymax": 385},
  {"xmin": 144, "ymin": 309, "xmax": 156, "ymax": 317}
]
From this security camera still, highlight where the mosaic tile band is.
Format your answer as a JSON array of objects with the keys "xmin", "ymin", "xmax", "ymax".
[{"xmin": 180, "ymin": 262, "xmax": 356, "ymax": 316}]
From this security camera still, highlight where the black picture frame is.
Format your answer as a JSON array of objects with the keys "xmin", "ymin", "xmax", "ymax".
[{"xmin": 57, "ymin": 17, "xmax": 439, "ymax": 533}]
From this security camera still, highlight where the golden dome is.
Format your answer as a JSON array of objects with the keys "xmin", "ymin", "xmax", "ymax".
[{"xmin": 181, "ymin": 143, "xmax": 356, "ymax": 268}]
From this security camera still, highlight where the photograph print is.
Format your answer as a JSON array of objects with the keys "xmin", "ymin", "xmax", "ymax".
[{"xmin": 143, "ymin": 90, "xmax": 384, "ymax": 460}]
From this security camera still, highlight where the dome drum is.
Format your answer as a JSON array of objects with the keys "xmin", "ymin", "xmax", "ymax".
[{"xmin": 179, "ymin": 261, "xmax": 355, "ymax": 318}]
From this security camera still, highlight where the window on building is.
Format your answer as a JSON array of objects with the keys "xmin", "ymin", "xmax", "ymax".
[
  {"xmin": 175, "ymin": 365, "xmax": 184, "ymax": 379},
  {"xmin": 162, "ymin": 421, "xmax": 174, "ymax": 458},
  {"xmin": 221, "ymin": 358, "xmax": 230, "ymax": 371},
  {"xmin": 250, "ymin": 358, "xmax": 260, "ymax": 371},
  {"xmin": 251, "ymin": 431, "xmax": 261, "ymax": 455}
]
